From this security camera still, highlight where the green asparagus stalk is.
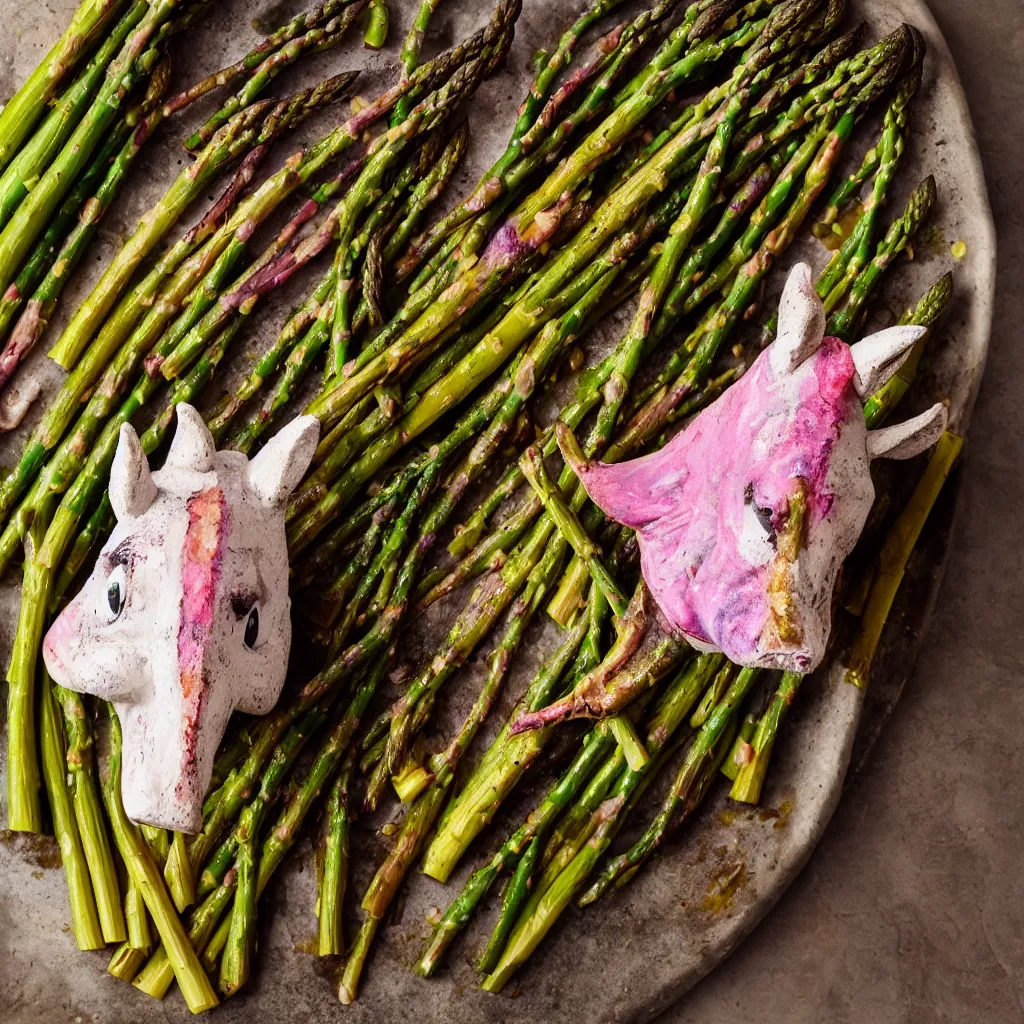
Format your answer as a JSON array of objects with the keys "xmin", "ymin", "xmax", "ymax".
[
  {"xmin": 416, "ymin": 717, "xmax": 616, "ymax": 975},
  {"xmin": 0, "ymin": 109, "xmax": 268, "ymax": 539},
  {"xmin": 100, "ymin": 706, "xmax": 220, "ymax": 1013},
  {"xmin": 317, "ymin": 754, "xmax": 354, "ymax": 955},
  {"xmin": 108, "ymin": 942, "xmax": 150, "ymax": 980},
  {"xmin": 342, "ymin": 538, "xmax": 564, "ymax": 1001},
  {"xmin": 826, "ymin": 174, "xmax": 937, "ymax": 340},
  {"xmin": 846, "ymin": 431, "xmax": 962, "ymax": 689},
  {"xmin": 132, "ymin": 657, "xmax": 389, "ymax": 999},
  {"xmin": 295, "ymin": 115, "xmax": 737, "ymax": 545},
  {"xmin": 0, "ymin": 2, "xmax": 147, "ymax": 232},
  {"xmin": 52, "ymin": 682, "xmax": 127, "ymax": 943},
  {"xmin": 294, "ymin": 195, "xmax": 658, "ymax": 525},
  {"xmin": 0, "ymin": 0, "xmax": 185, "ymax": 307},
  {"xmin": 363, "ymin": 0, "xmax": 389, "ymax": 48},
  {"xmin": 305, "ymin": 5, "xmax": 769, "ymax": 428},
  {"xmin": 721, "ymin": 710, "xmax": 759, "ymax": 781},
  {"xmin": 575, "ymin": 668, "xmax": 761, "ymax": 906},
  {"xmin": 124, "ymin": 877, "xmax": 152, "ymax": 951},
  {"xmin": 6, "ymin": 522, "xmax": 50, "ymax": 832},
  {"xmin": 0, "ymin": 0, "xmax": 129, "ymax": 173},
  {"xmin": 163, "ymin": 0, "xmax": 353, "ymax": 115},
  {"xmin": 39, "ymin": 675, "xmax": 105, "ymax": 950},
  {"xmin": 863, "ymin": 271, "xmax": 953, "ymax": 428},
  {"xmin": 218, "ymin": 804, "xmax": 259, "ymax": 996},
  {"xmin": 421, "ymin": 597, "xmax": 597, "ymax": 884},
  {"xmin": 482, "ymin": 656, "xmax": 730, "ymax": 988},
  {"xmin": 397, "ymin": 0, "xmax": 638, "ymax": 273},
  {"xmin": 47, "ymin": 63, "xmax": 358, "ymax": 374},
  {"xmin": 162, "ymin": 830, "xmax": 195, "ymax": 912},
  {"xmin": 729, "ymin": 671, "xmax": 802, "ymax": 803},
  {"xmin": 818, "ymin": 35, "xmax": 923, "ymax": 309},
  {"xmin": 153, "ymin": 18, "xmax": 510, "ymax": 387},
  {"xmin": 0, "ymin": 67, "xmax": 169, "ymax": 382},
  {"xmin": 520, "ymin": 443, "xmax": 628, "ymax": 615},
  {"xmin": 390, "ymin": 0, "xmax": 445, "ymax": 123},
  {"xmin": 620, "ymin": 101, "xmax": 878, "ymax": 457},
  {"xmin": 195, "ymin": 699, "xmax": 335, "ymax": 899},
  {"xmin": 0, "ymin": 126, "xmax": 124, "ymax": 349},
  {"xmin": 185, "ymin": 0, "xmax": 366, "ymax": 151}
]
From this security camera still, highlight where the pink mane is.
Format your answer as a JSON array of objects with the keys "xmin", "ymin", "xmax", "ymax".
[{"xmin": 176, "ymin": 487, "xmax": 229, "ymax": 792}]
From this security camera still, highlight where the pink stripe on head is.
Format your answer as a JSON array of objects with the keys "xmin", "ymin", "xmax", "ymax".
[
  {"xmin": 178, "ymin": 488, "xmax": 229, "ymax": 703},
  {"xmin": 176, "ymin": 487, "xmax": 229, "ymax": 798}
]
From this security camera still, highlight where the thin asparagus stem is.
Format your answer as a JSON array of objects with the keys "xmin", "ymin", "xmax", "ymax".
[
  {"xmin": 846, "ymin": 431, "xmax": 963, "ymax": 689},
  {"xmin": 826, "ymin": 174, "xmax": 937, "ymax": 340},
  {"xmin": 185, "ymin": 0, "xmax": 366, "ymax": 151},
  {"xmin": 483, "ymin": 655, "xmax": 730, "ymax": 988},
  {"xmin": 863, "ymin": 271, "xmax": 953, "ymax": 428},
  {"xmin": 0, "ymin": 0, "xmax": 129, "ymax": 173},
  {"xmin": 0, "ymin": 0, "xmax": 184, "ymax": 308},
  {"xmin": 343, "ymin": 537, "xmax": 564, "ymax": 1000},
  {"xmin": 6, "ymin": 524, "xmax": 48, "ymax": 832},
  {"xmin": 363, "ymin": 0, "xmax": 389, "ymax": 48},
  {"xmin": 421, "ymin": 598, "xmax": 595, "ymax": 884},
  {"xmin": 0, "ymin": 68, "xmax": 168, "ymax": 384},
  {"xmin": 163, "ymin": 0, "xmax": 354, "ymax": 115},
  {"xmin": 39, "ymin": 675, "xmax": 105, "ymax": 950},
  {"xmin": 0, "ymin": 2, "xmax": 147, "ymax": 234},
  {"xmin": 52, "ymin": 682, "xmax": 127, "ymax": 943},
  {"xmin": 574, "ymin": 667, "xmax": 761, "ymax": 906},
  {"xmin": 729, "ymin": 671, "xmax": 802, "ymax": 803},
  {"xmin": 520, "ymin": 442, "xmax": 628, "ymax": 616},
  {"xmin": 317, "ymin": 754, "xmax": 354, "ymax": 956}
]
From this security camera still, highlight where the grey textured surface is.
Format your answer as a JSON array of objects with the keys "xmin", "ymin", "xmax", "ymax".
[{"xmin": 0, "ymin": 0, "xmax": 1009, "ymax": 1021}]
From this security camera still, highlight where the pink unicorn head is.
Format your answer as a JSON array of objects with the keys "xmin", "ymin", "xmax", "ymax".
[
  {"xmin": 43, "ymin": 405, "xmax": 319, "ymax": 832},
  {"xmin": 569, "ymin": 263, "xmax": 947, "ymax": 674}
]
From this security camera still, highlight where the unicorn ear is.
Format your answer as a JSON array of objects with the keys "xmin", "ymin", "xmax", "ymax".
[
  {"xmin": 247, "ymin": 415, "xmax": 319, "ymax": 506},
  {"xmin": 770, "ymin": 263, "xmax": 825, "ymax": 376},
  {"xmin": 850, "ymin": 325, "xmax": 928, "ymax": 398},
  {"xmin": 164, "ymin": 403, "xmax": 216, "ymax": 473},
  {"xmin": 109, "ymin": 423, "xmax": 156, "ymax": 522},
  {"xmin": 867, "ymin": 403, "xmax": 947, "ymax": 460}
]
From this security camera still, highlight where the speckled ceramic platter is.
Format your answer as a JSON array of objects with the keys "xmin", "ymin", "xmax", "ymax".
[{"xmin": 0, "ymin": 1, "xmax": 995, "ymax": 1021}]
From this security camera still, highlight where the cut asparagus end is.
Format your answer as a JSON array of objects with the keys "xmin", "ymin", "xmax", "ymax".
[
  {"xmin": 607, "ymin": 715, "xmax": 648, "ymax": 771},
  {"xmin": 392, "ymin": 762, "xmax": 432, "ymax": 804}
]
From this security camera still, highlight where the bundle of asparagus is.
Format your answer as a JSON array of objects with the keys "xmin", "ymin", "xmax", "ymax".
[
  {"xmin": 0, "ymin": 0, "xmax": 965, "ymax": 1011},
  {"xmin": 0, "ymin": 0, "xmax": 375, "ymax": 393}
]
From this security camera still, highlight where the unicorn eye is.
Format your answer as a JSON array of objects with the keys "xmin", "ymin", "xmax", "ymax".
[
  {"xmin": 244, "ymin": 605, "xmax": 260, "ymax": 649},
  {"xmin": 743, "ymin": 484, "xmax": 777, "ymax": 544},
  {"xmin": 105, "ymin": 565, "xmax": 127, "ymax": 621}
]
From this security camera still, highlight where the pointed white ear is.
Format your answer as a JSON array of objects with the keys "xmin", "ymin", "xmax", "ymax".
[
  {"xmin": 770, "ymin": 263, "xmax": 825, "ymax": 376},
  {"xmin": 247, "ymin": 415, "xmax": 319, "ymax": 506},
  {"xmin": 164, "ymin": 403, "xmax": 216, "ymax": 473},
  {"xmin": 109, "ymin": 423, "xmax": 156, "ymax": 521},
  {"xmin": 867, "ymin": 403, "xmax": 947, "ymax": 460},
  {"xmin": 850, "ymin": 325, "xmax": 928, "ymax": 398}
]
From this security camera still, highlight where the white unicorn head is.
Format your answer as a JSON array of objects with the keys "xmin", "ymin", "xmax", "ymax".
[
  {"xmin": 568, "ymin": 263, "xmax": 947, "ymax": 673},
  {"xmin": 43, "ymin": 405, "xmax": 319, "ymax": 832}
]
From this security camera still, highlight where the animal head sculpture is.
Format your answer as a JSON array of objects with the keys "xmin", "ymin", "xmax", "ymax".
[
  {"xmin": 42, "ymin": 405, "xmax": 319, "ymax": 833},
  {"xmin": 567, "ymin": 263, "xmax": 947, "ymax": 674}
]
